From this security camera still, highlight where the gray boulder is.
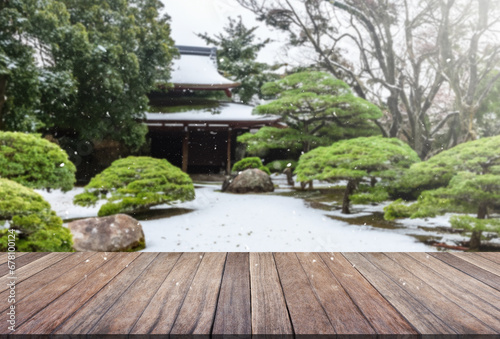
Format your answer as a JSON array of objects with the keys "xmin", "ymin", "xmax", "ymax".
[
  {"xmin": 226, "ymin": 168, "xmax": 274, "ymax": 193},
  {"xmin": 68, "ymin": 214, "xmax": 145, "ymax": 252}
]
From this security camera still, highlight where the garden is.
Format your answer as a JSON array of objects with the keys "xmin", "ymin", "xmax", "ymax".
[{"xmin": 1, "ymin": 0, "xmax": 500, "ymax": 252}]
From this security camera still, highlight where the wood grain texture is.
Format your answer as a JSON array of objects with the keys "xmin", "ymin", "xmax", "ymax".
[
  {"xmin": 249, "ymin": 253, "xmax": 293, "ymax": 335},
  {"xmin": 476, "ymin": 252, "xmax": 500, "ymax": 264},
  {"xmin": 132, "ymin": 252, "xmax": 204, "ymax": 334},
  {"xmin": 429, "ymin": 252, "xmax": 500, "ymax": 291},
  {"xmin": 318, "ymin": 253, "xmax": 416, "ymax": 336},
  {"xmin": 0, "ymin": 253, "xmax": 70, "ymax": 292},
  {"xmin": 343, "ymin": 252, "xmax": 454, "ymax": 335},
  {"xmin": 379, "ymin": 253, "xmax": 500, "ymax": 333},
  {"xmin": 15, "ymin": 253, "xmax": 141, "ymax": 334},
  {"xmin": 53, "ymin": 253, "xmax": 159, "ymax": 334},
  {"xmin": 88, "ymin": 253, "xmax": 180, "ymax": 335},
  {"xmin": 212, "ymin": 252, "xmax": 251, "ymax": 336},
  {"xmin": 452, "ymin": 253, "xmax": 500, "ymax": 276},
  {"xmin": 274, "ymin": 252, "xmax": 335, "ymax": 335},
  {"xmin": 0, "ymin": 252, "xmax": 48, "ymax": 276},
  {"xmin": 170, "ymin": 252, "xmax": 226, "ymax": 335},
  {"xmin": 408, "ymin": 253, "xmax": 500, "ymax": 308},
  {"xmin": 0, "ymin": 252, "xmax": 95, "ymax": 316},
  {"xmin": 296, "ymin": 252, "xmax": 375, "ymax": 336}
]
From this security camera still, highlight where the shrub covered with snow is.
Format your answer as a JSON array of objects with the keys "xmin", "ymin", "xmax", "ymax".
[
  {"xmin": 232, "ymin": 157, "xmax": 270, "ymax": 174},
  {"xmin": 74, "ymin": 156, "xmax": 195, "ymax": 217},
  {"xmin": 0, "ymin": 178, "xmax": 73, "ymax": 251},
  {"xmin": 0, "ymin": 131, "xmax": 76, "ymax": 191}
]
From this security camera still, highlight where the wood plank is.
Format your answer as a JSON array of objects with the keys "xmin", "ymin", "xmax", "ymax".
[
  {"xmin": 249, "ymin": 252, "xmax": 292, "ymax": 336},
  {"xmin": 476, "ymin": 252, "xmax": 500, "ymax": 264},
  {"xmin": 364, "ymin": 253, "xmax": 496, "ymax": 335},
  {"xmin": 212, "ymin": 252, "xmax": 251, "ymax": 336},
  {"xmin": 88, "ymin": 253, "xmax": 180, "ymax": 335},
  {"xmin": 296, "ymin": 253, "xmax": 375, "ymax": 336},
  {"xmin": 0, "ymin": 252, "xmax": 49, "ymax": 276},
  {"xmin": 170, "ymin": 252, "xmax": 226, "ymax": 335},
  {"xmin": 0, "ymin": 252, "xmax": 28, "ymax": 266},
  {"xmin": 132, "ymin": 253, "xmax": 204, "ymax": 334},
  {"xmin": 2, "ymin": 252, "xmax": 118, "ymax": 332},
  {"xmin": 0, "ymin": 252, "xmax": 95, "ymax": 313},
  {"xmin": 53, "ymin": 253, "xmax": 159, "ymax": 334},
  {"xmin": 452, "ymin": 253, "xmax": 500, "ymax": 276},
  {"xmin": 387, "ymin": 253, "xmax": 500, "ymax": 332},
  {"xmin": 15, "ymin": 253, "xmax": 141, "ymax": 334},
  {"xmin": 342, "ymin": 253, "xmax": 454, "ymax": 335},
  {"xmin": 429, "ymin": 252, "xmax": 500, "ymax": 291},
  {"xmin": 408, "ymin": 253, "xmax": 500, "ymax": 309},
  {"xmin": 318, "ymin": 253, "xmax": 417, "ymax": 336},
  {"xmin": 274, "ymin": 252, "xmax": 335, "ymax": 335},
  {"xmin": 0, "ymin": 253, "xmax": 70, "ymax": 292}
]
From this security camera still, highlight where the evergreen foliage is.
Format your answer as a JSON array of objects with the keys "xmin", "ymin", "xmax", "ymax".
[
  {"xmin": 232, "ymin": 157, "xmax": 270, "ymax": 175},
  {"xmin": 74, "ymin": 156, "xmax": 195, "ymax": 217},
  {"xmin": 0, "ymin": 0, "xmax": 176, "ymax": 151},
  {"xmin": 295, "ymin": 136, "xmax": 420, "ymax": 213},
  {"xmin": 384, "ymin": 136, "xmax": 500, "ymax": 249},
  {"xmin": 238, "ymin": 71, "xmax": 382, "ymax": 155},
  {"xmin": 0, "ymin": 178, "xmax": 73, "ymax": 251},
  {"xmin": 0, "ymin": 131, "xmax": 75, "ymax": 191},
  {"xmin": 197, "ymin": 16, "xmax": 278, "ymax": 104}
]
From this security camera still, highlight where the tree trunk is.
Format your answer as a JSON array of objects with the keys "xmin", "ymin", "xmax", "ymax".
[
  {"xmin": 342, "ymin": 179, "xmax": 357, "ymax": 214},
  {"xmin": 470, "ymin": 203, "xmax": 488, "ymax": 251},
  {"xmin": 0, "ymin": 75, "xmax": 7, "ymax": 130}
]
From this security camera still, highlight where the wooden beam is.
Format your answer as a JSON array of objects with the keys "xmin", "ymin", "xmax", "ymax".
[
  {"xmin": 182, "ymin": 126, "xmax": 189, "ymax": 173},
  {"xmin": 226, "ymin": 128, "xmax": 232, "ymax": 175}
]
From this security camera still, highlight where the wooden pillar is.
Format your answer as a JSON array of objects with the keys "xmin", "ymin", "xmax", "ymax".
[
  {"xmin": 182, "ymin": 125, "xmax": 189, "ymax": 173},
  {"xmin": 226, "ymin": 128, "xmax": 232, "ymax": 174}
]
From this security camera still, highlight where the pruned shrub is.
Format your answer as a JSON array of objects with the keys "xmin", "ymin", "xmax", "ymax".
[
  {"xmin": 74, "ymin": 156, "xmax": 195, "ymax": 217},
  {"xmin": 232, "ymin": 157, "xmax": 270, "ymax": 175}
]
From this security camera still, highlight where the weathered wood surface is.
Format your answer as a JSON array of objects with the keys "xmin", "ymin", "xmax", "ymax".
[{"xmin": 1, "ymin": 252, "xmax": 499, "ymax": 337}]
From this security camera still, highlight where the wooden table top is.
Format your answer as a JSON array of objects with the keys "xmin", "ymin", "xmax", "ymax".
[{"xmin": 1, "ymin": 252, "xmax": 499, "ymax": 338}]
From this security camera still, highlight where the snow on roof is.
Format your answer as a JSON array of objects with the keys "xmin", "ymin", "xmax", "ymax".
[
  {"xmin": 145, "ymin": 102, "xmax": 280, "ymax": 126},
  {"xmin": 170, "ymin": 52, "xmax": 240, "ymax": 89}
]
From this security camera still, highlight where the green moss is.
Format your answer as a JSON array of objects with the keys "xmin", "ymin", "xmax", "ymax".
[
  {"xmin": 232, "ymin": 157, "xmax": 271, "ymax": 175},
  {"xmin": 74, "ymin": 156, "xmax": 195, "ymax": 216},
  {"xmin": 0, "ymin": 131, "xmax": 76, "ymax": 191},
  {"xmin": 0, "ymin": 178, "xmax": 73, "ymax": 252}
]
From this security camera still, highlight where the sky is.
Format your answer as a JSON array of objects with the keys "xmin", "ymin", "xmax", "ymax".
[{"xmin": 161, "ymin": 0, "xmax": 295, "ymax": 65}]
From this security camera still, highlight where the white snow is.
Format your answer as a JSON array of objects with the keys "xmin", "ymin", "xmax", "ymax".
[
  {"xmin": 170, "ymin": 54, "xmax": 238, "ymax": 86},
  {"xmin": 35, "ymin": 183, "xmax": 443, "ymax": 252}
]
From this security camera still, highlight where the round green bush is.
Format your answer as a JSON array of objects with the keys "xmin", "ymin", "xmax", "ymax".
[
  {"xmin": 0, "ymin": 178, "xmax": 73, "ymax": 251},
  {"xmin": 74, "ymin": 156, "xmax": 195, "ymax": 217},
  {"xmin": 232, "ymin": 157, "xmax": 271, "ymax": 175},
  {"xmin": 265, "ymin": 159, "xmax": 297, "ymax": 173},
  {"xmin": 0, "ymin": 132, "xmax": 76, "ymax": 191}
]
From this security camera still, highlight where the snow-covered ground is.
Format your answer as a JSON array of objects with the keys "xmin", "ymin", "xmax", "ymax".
[{"xmin": 37, "ymin": 183, "xmax": 436, "ymax": 252}]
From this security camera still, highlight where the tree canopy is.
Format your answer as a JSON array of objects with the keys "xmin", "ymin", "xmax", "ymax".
[
  {"xmin": 0, "ymin": 0, "xmax": 176, "ymax": 151},
  {"xmin": 384, "ymin": 135, "xmax": 500, "ymax": 250},
  {"xmin": 0, "ymin": 131, "xmax": 76, "ymax": 191},
  {"xmin": 238, "ymin": 71, "xmax": 382, "ymax": 156},
  {"xmin": 197, "ymin": 16, "xmax": 278, "ymax": 104},
  {"xmin": 295, "ymin": 136, "xmax": 420, "ymax": 214},
  {"xmin": 74, "ymin": 156, "xmax": 195, "ymax": 216}
]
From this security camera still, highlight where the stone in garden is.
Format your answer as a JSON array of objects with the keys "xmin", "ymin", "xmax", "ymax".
[
  {"xmin": 226, "ymin": 168, "xmax": 274, "ymax": 193},
  {"xmin": 68, "ymin": 214, "xmax": 145, "ymax": 251}
]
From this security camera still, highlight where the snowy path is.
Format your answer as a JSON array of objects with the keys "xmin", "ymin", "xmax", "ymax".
[{"xmin": 37, "ymin": 184, "xmax": 434, "ymax": 252}]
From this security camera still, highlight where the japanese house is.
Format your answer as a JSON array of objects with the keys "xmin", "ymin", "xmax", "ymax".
[{"xmin": 146, "ymin": 45, "xmax": 282, "ymax": 174}]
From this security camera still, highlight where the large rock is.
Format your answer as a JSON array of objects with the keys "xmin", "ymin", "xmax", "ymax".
[
  {"xmin": 68, "ymin": 214, "xmax": 145, "ymax": 252},
  {"xmin": 226, "ymin": 168, "xmax": 274, "ymax": 193}
]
